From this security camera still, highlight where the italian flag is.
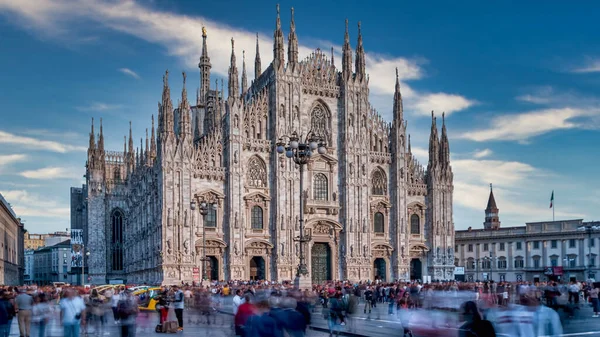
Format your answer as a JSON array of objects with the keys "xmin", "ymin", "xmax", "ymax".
[{"xmin": 550, "ymin": 190, "xmax": 554, "ymax": 208}]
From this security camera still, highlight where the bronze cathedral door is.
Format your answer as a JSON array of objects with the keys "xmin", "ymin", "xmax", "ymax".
[{"xmin": 311, "ymin": 243, "xmax": 331, "ymax": 284}]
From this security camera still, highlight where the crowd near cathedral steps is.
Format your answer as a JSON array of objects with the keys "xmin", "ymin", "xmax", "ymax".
[{"xmin": 76, "ymin": 6, "xmax": 455, "ymax": 285}]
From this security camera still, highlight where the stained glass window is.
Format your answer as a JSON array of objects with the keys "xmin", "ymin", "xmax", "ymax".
[
  {"xmin": 251, "ymin": 206, "xmax": 263, "ymax": 229},
  {"xmin": 313, "ymin": 173, "xmax": 328, "ymax": 200},
  {"xmin": 310, "ymin": 104, "xmax": 329, "ymax": 142},
  {"xmin": 374, "ymin": 212, "xmax": 384, "ymax": 233},
  {"xmin": 410, "ymin": 214, "xmax": 420, "ymax": 234},
  {"xmin": 111, "ymin": 210, "xmax": 124, "ymax": 271},
  {"xmin": 371, "ymin": 169, "xmax": 387, "ymax": 195},
  {"xmin": 247, "ymin": 156, "xmax": 267, "ymax": 188}
]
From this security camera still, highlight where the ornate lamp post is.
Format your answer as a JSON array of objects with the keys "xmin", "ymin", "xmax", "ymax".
[
  {"xmin": 195, "ymin": 200, "xmax": 217, "ymax": 281},
  {"xmin": 275, "ymin": 131, "xmax": 327, "ymax": 288}
]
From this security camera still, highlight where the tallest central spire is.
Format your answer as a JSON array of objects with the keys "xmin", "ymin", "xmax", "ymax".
[{"xmin": 198, "ymin": 26, "xmax": 211, "ymax": 106}]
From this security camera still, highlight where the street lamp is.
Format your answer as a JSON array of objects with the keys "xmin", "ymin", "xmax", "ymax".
[
  {"xmin": 275, "ymin": 131, "xmax": 327, "ymax": 288},
  {"xmin": 577, "ymin": 225, "xmax": 599, "ymax": 280},
  {"xmin": 81, "ymin": 245, "xmax": 90, "ymax": 286},
  {"xmin": 195, "ymin": 200, "xmax": 217, "ymax": 281},
  {"xmin": 483, "ymin": 252, "xmax": 494, "ymax": 281}
]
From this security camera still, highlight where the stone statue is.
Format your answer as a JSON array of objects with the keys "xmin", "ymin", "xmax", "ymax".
[
  {"xmin": 234, "ymin": 241, "xmax": 239, "ymax": 255},
  {"xmin": 363, "ymin": 218, "xmax": 367, "ymax": 233},
  {"xmin": 167, "ymin": 209, "xmax": 172, "ymax": 228},
  {"xmin": 437, "ymin": 247, "xmax": 441, "ymax": 256},
  {"xmin": 183, "ymin": 240, "xmax": 189, "ymax": 254},
  {"xmin": 350, "ymin": 245, "xmax": 354, "ymax": 257},
  {"xmin": 295, "ymin": 216, "xmax": 299, "ymax": 231},
  {"xmin": 184, "ymin": 210, "xmax": 189, "ymax": 227},
  {"xmin": 363, "ymin": 245, "xmax": 368, "ymax": 257},
  {"xmin": 234, "ymin": 212, "xmax": 239, "ymax": 229},
  {"xmin": 401, "ymin": 246, "xmax": 405, "ymax": 257},
  {"xmin": 234, "ymin": 150, "xmax": 238, "ymax": 164},
  {"xmin": 281, "ymin": 243, "xmax": 285, "ymax": 256},
  {"xmin": 333, "ymin": 192, "xmax": 337, "ymax": 201},
  {"xmin": 281, "ymin": 215, "xmax": 285, "ymax": 230},
  {"xmin": 295, "ymin": 242, "xmax": 299, "ymax": 256},
  {"xmin": 167, "ymin": 239, "xmax": 172, "ymax": 254}
]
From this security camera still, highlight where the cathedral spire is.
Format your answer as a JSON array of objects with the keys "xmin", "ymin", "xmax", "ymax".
[
  {"xmin": 484, "ymin": 183, "xmax": 501, "ymax": 230},
  {"xmin": 273, "ymin": 4, "xmax": 285, "ymax": 69},
  {"xmin": 255, "ymin": 33, "xmax": 261, "ymax": 79},
  {"xmin": 150, "ymin": 115, "xmax": 156, "ymax": 157},
  {"xmin": 198, "ymin": 26, "xmax": 211, "ymax": 106},
  {"xmin": 439, "ymin": 112, "xmax": 451, "ymax": 168},
  {"xmin": 228, "ymin": 38, "xmax": 239, "ymax": 99},
  {"xmin": 98, "ymin": 118, "xmax": 104, "ymax": 152},
  {"xmin": 355, "ymin": 21, "xmax": 366, "ymax": 81},
  {"xmin": 428, "ymin": 111, "xmax": 440, "ymax": 168},
  {"xmin": 139, "ymin": 138, "xmax": 144, "ymax": 165},
  {"xmin": 287, "ymin": 7, "xmax": 299, "ymax": 67},
  {"xmin": 160, "ymin": 70, "xmax": 174, "ymax": 136},
  {"xmin": 408, "ymin": 134, "xmax": 411, "ymax": 154},
  {"xmin": 179, "ymin": 72, "xmax": 192, "ymax": 137},
  {"xmin": 128, "ymin": 121, "xmax": 134, "ymax": 154},
  {"xmin": 123, "ymin": 136, "xmax": 127, "ymax": 157},
  {"xmin": 393, "ymin": 67, "xmax": 403, "ymax": 122},
  {"xmin": 342, "ymin": 19, "xmax": 353, "ymax": 80},
  {"xmin": 145, "ymin": 128, "xmax": 149, "ymax": 161},
  {"xmin": 241, "ymin": 50, "xmax": 248, "ymax": 94},
  {"xmin": 89, "ymin": 118, "xmax": 96, "ymax": 151}
]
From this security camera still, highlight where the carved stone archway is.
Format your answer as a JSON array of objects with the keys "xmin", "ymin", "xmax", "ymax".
[
  {"xmin": 306, "ymin": 220, "xmax": 342, "ymax": 282},
  {"xmin": 194, "ymin": 239, "xmax": 227, "ymax": 281},
  {"xmin": 244, "ymin": 239, "xmax": 273, "ymax": 281}
]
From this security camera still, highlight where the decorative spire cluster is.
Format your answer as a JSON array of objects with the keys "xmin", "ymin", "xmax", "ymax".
[
  {"xmin": 355, "ymin": 22, "xmax": 366, "ymax": 81},
  {"xmin": 342, "ymin": 18, "xmax": 352, "ymax": 79},
  {"xmin": 393, "ymin": 68, "xmax": 403, "ymax": 122},
  {"xmin": 228, "ymin": 38, "xmax": 239, "ymax": 99},
  {"xmin": 287, "ymin": 7, "xmax": 298, "ymax": 67},
  {"xmin": 179, "ymin": 72, "xmax": 192, "ymax": 138},
  {"xmin": 198, "ymin": 26, "xmax": 211, "ymax": 106},
  {"xmin": 241, "ymin": 50, "xmax": 248, "ymax": 94},
  {"xmin": 273, "ymin": 4, "xmax": 285, "ymax": 69},
  {"xmin": 159, "ymin": 70, "xmax": 174, "ymax": 136},
  {"xmin": 255, "ymin": 33, "xmax": 261, "ymax": 79}
]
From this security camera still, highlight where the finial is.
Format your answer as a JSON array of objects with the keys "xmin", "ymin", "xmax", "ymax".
[
  {"xmin": 431, "ymin": 110, "xmax": 434, "ymax": 120},
  {"xmin": 358, "ymin": 21, "xmax": 361, "ymax": 33},
  {"xmin": 442, "ymin": 111, "xmax": 445, "ymax": 123},
  {"xmin": 256, "ymin": 32, "xmax": 259, "ymax": 40},
  {"xmin": 243, "ymin": 50, "xmax": 245, "ymax": 61},
  {"xmin": 163, "ymin": 70, "xmax": 169, "ymax": 86},
  {"xmin": 202, "ymin": 26, "xmax": 207, "ymax": 38},
  {"xmin": 291, "ymin": 7, "xmax": 294, "ymax": 17},
  {"xmin": 91, "ymin": 117, "xmax": 94, "ymax": 130},
  {"xmin": 490, "ymin": 183, "xmax": 493, "ymax": 191},
  {"xmin": 152, "ymin": 114, "xmax": 154, "ymax": 126},
  {"xmin": 276, "ymin": 3, "xmax": 280, "ymax": 15},
  {"xmin": 231, "ymin": 37, "xmax": 234, "ymax": 50},
  {"xmin": 396, "ymin": 67, "xmax": 399, "ymax": 80},
  {"xmin": 331, "ymin": 46, "xmax": 334, "ymax": 63},
  {"xmin": 345, "ymin": 19, "xmax": 349, "ymax": 33},
  {"xmin": 182, "ymin": 71, "xmax": 186, "ymax": 87},
  {"xmin": 100, "ymin": 117, "xmax": 103, "ymax": 132}
]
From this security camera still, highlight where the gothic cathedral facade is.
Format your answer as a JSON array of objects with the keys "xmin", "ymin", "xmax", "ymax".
[{"xmin": 82, "ymin": 7, "xmax": 455, "ymax": 285}]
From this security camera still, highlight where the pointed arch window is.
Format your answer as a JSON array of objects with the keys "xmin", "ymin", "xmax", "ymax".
[
  {"xmin": 374, "ymin": 212, "xmax": 384, "ymax": 233},
  {"xmin": 371, "ymin": 169, "xmax": 387, "ymax": 195},
  {"xmin": 251, "ymin": 206, "xmax": 264, "ymax": 229},
  {"xmin": 111, "ymin": 210, "xmax": 124, "ymax": 271},
  {"xmin": 410, "ymin": 214, "xmax": 420, "ymax": 235},
  {"xmin": 310, "ymin": 103, "xmax": 330, "ymax": 142},
  {"xmin": 313, "ymin": 173, "xmax": 328, "ymax": 201},
  {"xmin": 247, "ymin": 156, "xmax": 267, "ymax": 188}
]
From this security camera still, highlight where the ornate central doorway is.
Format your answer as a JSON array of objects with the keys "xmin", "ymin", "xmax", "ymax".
[
  {"xmin": 410, "ymin": 258, "xmax": 422, "ymax": 281},
  {"xmin": 374, "ymin": 258, "xmax": 386, "ymax": 281},
  {"xmin": 206, "ymin": 256, "xmax": 219, "ymax": 281},
  {"xmin": 250, "ymin": 256, "xmax": 266, "ymax": 280},
  {"xmin": 311, "ymin": 243, "xmax": 331, "ymax": 284}
]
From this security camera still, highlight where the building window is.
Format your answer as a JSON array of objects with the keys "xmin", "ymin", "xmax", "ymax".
[
  {"xmin": 569, "ymin": 257, "xmax": 577, "ymax": 268},
  {"xmin": 514, "ymin": 258, "xmax": 524, "ymax": 269},
  {"xmin": 591, "ymin": 255, "xmax": 596, "ymax": 267},
  {"xmin": 251, "ymin": 206, "xmax": 263, "ymax": 229},
  {"xmin": 499, "ymin": 274, "xmax": 506, "ymax": 282},
  {"xmin": 569, "ymin": 239, "xmax": 576, "ymax": 248},
  {"xmin": 205, "ymin": 208, "xmax": 217, "ymax": 227},
  {"xmin": 551, "ymin": 257, "xmax": 558, "ymax": 267},
  {"xmin": 497, "ymin": 259, "xmax": 507, "ymax": 269},
  {"xmin": 410, "ymin": 214, "xmax": 420, "ymax": 234},
  {"xmin": 483, "ymin": 243, "xmax": 488, "ymax": 251},
  {"xmin": 533, "ymin": 256, "xmax": 541, "ymax": 269},
  {"xmin": 533, "ymin": 241, "xmax": 540, "ymax": 249},
  {"xmin": 111, "ymin": 209, "xmax": 124, "ymax": 271},
  {"xmin": 551, "ymin": 240, "xmax": 557, "ymax": 249},
  {"xmin": 592, "ymin": 238, "xmax": 596, "ymax": 247},
  {"xmin": 468, "ymin": 244, "xmax": 473, "ymax": 252},
  {"xmin": 516, "ymin": 242, "xmax": 522, "ymax": 250},
  {"xmin": 313, "ymin": 173, "xmax": 328, "ymax": 201},
  {"xmin": 310, "ymin": 103, "xmax": 330, "ymax": 143},
  {"xmin": 499, "ymin": 243, "xmax": 505, "ymax": 251},
  {"xmin": 482, "ymin": 260, "xmax": 491, "ymax": 269},
  {"xmin": 247, "ymin": 156, "xmax": 268, "ymax": 188},
  {"xmin": 467, "ymin": 258, "xmax": 475, "ymax": 270},
  {"xmin": 373, "ymin": 212, "xmax": 384, "ymax": 233},
  {"xmin": 371, "ymin": 169, "xmax": 387, "ymax": 195},
  {"xmin": 455, "ymin": 245, "xmax": 458, "ymax": 253}
]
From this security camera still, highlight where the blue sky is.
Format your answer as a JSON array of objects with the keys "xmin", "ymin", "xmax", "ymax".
[{"xmin": 0, "ymin": 0, "xmax": 599, "ymax": 233}]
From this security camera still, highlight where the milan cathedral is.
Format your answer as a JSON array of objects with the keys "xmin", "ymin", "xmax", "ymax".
[{"xmin": 80, "ymin": 6, "xmax": 455, "ymax": 285}]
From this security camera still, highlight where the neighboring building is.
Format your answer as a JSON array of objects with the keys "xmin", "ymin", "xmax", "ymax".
[
  {"xmin": 24, "ymin": 232, "xmax": 71, "ymax": 250},
  {"xmin": 70, "ymin": 186, "xmax": 88, "ymax": 286},
  {"xmin": 32, "ymin": 240, "xmax": 71, "ymax": 285},
  {"xmin": 0, "ymin": 193, "xmax": 25, "ymax": 285},
  {"xmin": 78, "ymin": 7, "xmax": 455, "ymax": 285},
  {"xmin": 24, "ymin": 249, "xmax": 34, "ymax": 284},
  {"xmin": 455, "ymin": 185, "xmax": 600, "ymax": 283}
]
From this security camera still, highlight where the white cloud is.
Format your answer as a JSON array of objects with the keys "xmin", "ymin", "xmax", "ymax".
[
  {"xmin": 571, "ymin": 59, "xmax": 600, "ymax": 74},
  {"xmin": 472, "ymin": 149, "xmax": 492, "ymax": 159},
  {"xmin": 0, "ymin": 189, "xmax": 70, "ymax": 219},
  {"xmin": 0, "ymin": 154, "xmax": 28, "ymax": 174},
  {"xmin": 0, "ymin": 0, "xmax": 474, "ymax": 118},
  {"xmin": 76, "ymin": 102, "xmax": 122, "ymax": 112},
  {"xmin": 460, "ymin": 107, "xmax": 599, "ymax": 142},
  {"xmin": 118, "ymin": 67, "xmax": 140, "ymax": 79},
  {"xmin": 20, "ymin": 167, "xmax": 80, "ymax": 180},
  {"xmin": 410, "ymin": 146, "xmax": 429, "ymax": 164},
  {"xmin": 0, "ymin": 130, "xmax": 86, "ymax": 153},
  {"xmin": 411, "ymin": 93, "xmax": 477, "ymax": 117}
]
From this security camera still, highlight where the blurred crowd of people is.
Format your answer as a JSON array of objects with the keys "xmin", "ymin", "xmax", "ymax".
[{"xmin": 0, "ymin": 278, "xmax": 596, "ymax": 337}]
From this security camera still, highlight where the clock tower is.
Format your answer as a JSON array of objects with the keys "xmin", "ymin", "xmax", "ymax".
[{"xmin": 484, "ymin": 183, "xmax": 500, "ymax": 230}]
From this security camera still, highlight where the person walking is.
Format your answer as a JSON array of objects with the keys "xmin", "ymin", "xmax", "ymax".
[
  {"xmin": 233, "ymin": 290, "xmax": 244, "ymax": 316},
  {"xmin": 117, "ymin": 290, "xmax": 138, "ymax": 337},
  {"xmin": 59, "ymin": 289, "xmax": 86, "ymax": 337},
  {"xmin": 590, "ymin": 284, "xmax": 600, "ymax": 317},
  {"xmin": 0, "ymin": 290, "xmax": 11, "ymax": 337},
  {"xmin": 16, "ymin": 288, "xmax": 33, "ymax": 337},
  {"xmin": 172, "ymin": 285, "xmax": 185, "ymax": 331}
]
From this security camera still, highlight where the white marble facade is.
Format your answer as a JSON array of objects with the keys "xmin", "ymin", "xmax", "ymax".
[{"xmin": 83, "ymin": 7, "xmax": 455, "ymax": 285}]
